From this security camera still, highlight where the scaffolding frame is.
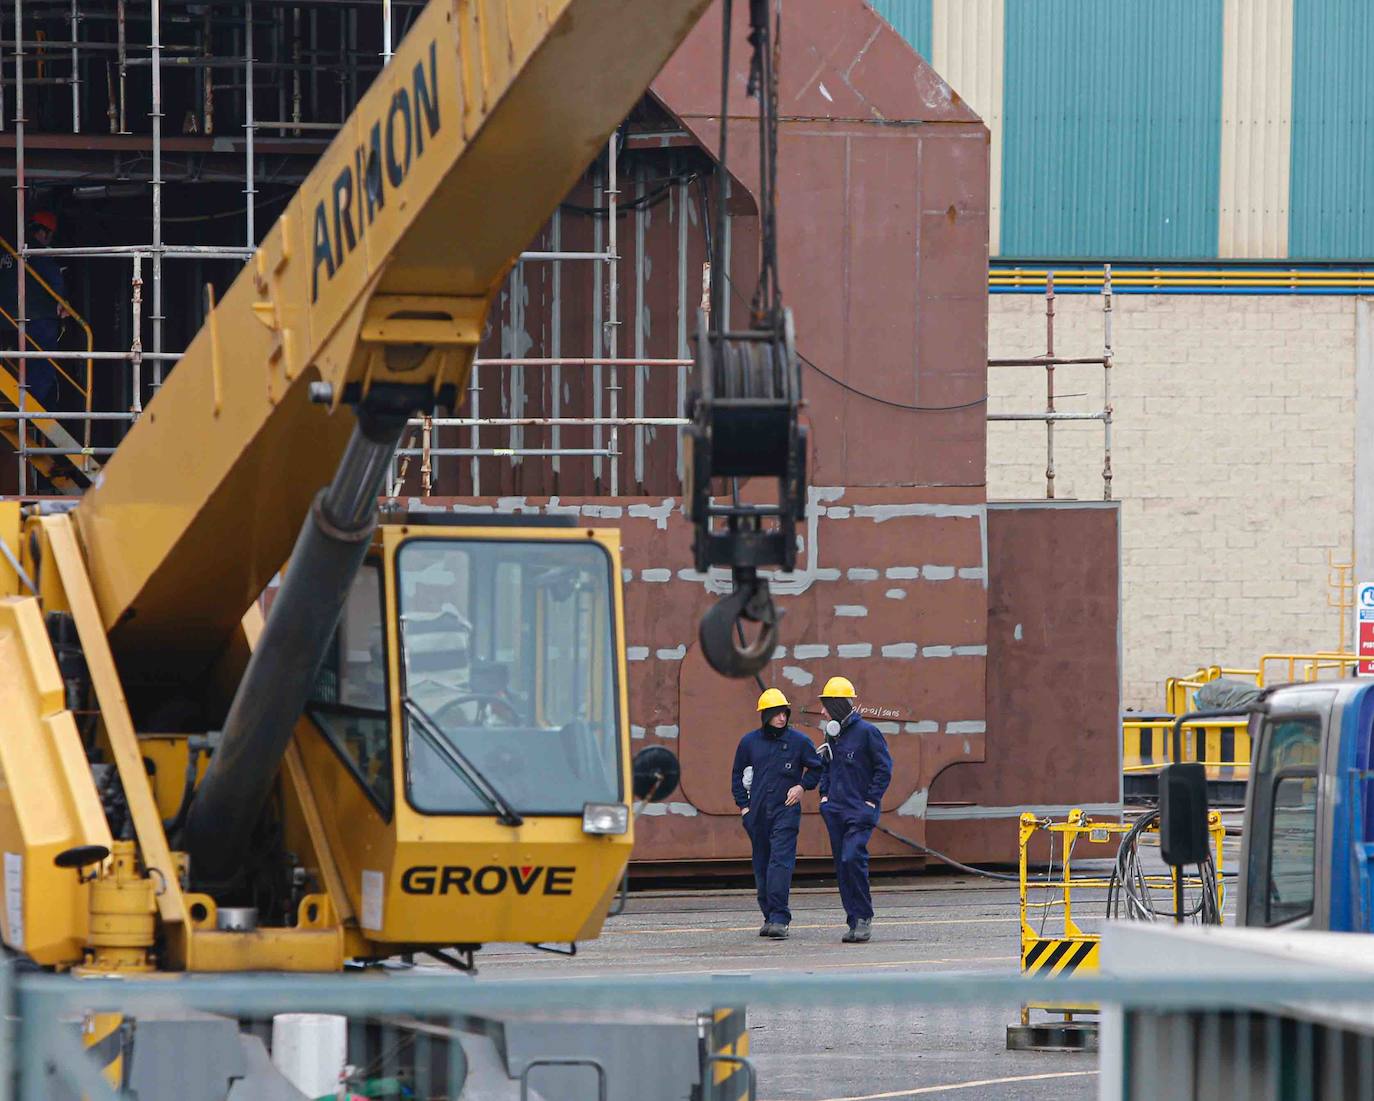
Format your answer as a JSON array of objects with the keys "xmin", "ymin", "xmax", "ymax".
[
  {"xmin": 4, "ymin": 0, "xmax": 694, "ymax": 499},
  {"xmin": 987, "ymin": 266, "xmax": 1115, "ymax": 501}
]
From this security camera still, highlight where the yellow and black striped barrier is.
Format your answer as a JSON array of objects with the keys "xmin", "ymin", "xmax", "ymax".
[
  {"xmin": 700, "ymin": 1005, "xmax": 751, "ymax": 1101},
  {"xmin": 1021, "ymin": 937, "xmax": 1099, "ymax": 977},
  {"xmin": 81, "ymin": 1011, "xmax": 125, "ymax": 1092},
  {"xmin": 1122, "ymin": 719, "xmax": 1251, "ymax": 783}
]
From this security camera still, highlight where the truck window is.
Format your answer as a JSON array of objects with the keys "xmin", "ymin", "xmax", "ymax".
[
  {"xmin": 1267, "ymin": 773, "xmax": 1318, "ymax": 924},
  {"xmin": 1247, "ymin": 716, "xmax": 1321, "ymax": 926},
  {"xmin": 306, "ymin": 564, "xmax": 393, "ymax": 817}
]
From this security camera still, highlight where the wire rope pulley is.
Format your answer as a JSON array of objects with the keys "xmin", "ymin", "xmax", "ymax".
[
  {"xmin": 687, "ymin": 311, "xmax": 805, "ymax": 679},
  {"xmin": 687, "ymin": 0, "xmax": 807, "ymax": 680}
]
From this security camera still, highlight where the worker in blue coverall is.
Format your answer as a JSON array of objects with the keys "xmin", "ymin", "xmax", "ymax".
[
  {"xmin": 0, "ymin": 211, "xmax": 66, "ymax": 409},
  {"xmin": 731, "ymin": 688, "xmax": 824, "ymax": 940},
  {"xmin": 817, "ymin": 675, "xmax": 892, "ymax": 943}
]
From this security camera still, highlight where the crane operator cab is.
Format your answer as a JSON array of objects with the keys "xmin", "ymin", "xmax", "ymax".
[
  {"xmin": 0, "ymin": 503, "xmax": 677, "ymax": 973},
  {"xmin": 297, "ymin": 514, "xmax": 640, "ymax": 954}
]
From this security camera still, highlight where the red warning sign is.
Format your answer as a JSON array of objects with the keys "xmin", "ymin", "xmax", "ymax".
[{"xmin": 1358, "ymin": 582, "xmax": 1374, "ymax": 678}]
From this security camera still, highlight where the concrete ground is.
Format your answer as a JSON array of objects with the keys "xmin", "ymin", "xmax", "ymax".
[
  {"xmin": 444, "ymin": 826, "xmax": 1243, "ymax": 1100},
  {"xmin": 462, "ymin": 874, "xmax": 1096, "ymax": 1101}
]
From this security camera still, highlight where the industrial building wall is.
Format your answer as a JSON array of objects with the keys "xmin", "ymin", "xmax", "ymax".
[
  {"xmin": 986, "ymin": 292, "xmax": 1357, "ymax": 709},
  {"xmin": 870, "ymin": 0, "xmax": 1374, "ymax": 261}
]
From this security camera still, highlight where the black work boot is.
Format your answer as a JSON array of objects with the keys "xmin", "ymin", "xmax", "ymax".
[
  {"xmin": 841, "ymin": 924, "xmax": 858, "ymax": 943},
  {"xmin": 764, "ymin": 923, "xmax": 789, "ymax": 940},
  {"xmin": 851, "ymin": 919, "xmax": 872, "ymax": 943}
]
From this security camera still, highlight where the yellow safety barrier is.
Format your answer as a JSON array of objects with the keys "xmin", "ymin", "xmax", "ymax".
[
  {"xmin": 1128, "ymin": 651, "xmax": 1361, "ymax": 801},
  {"xmin": 700, "ymin": 1005, "xmax": 751, "ymax": 1101},
  {"xmin": 82, "ymin": 1011, "xmax": 125, "ymax": 1090},
  {"xmin": 1122, "ymin": 719, "xmax": 1252, "ymax": 782},
  {"xmin": 1016, "ymin": 809, "xmax": 1225, "ymax": 1030}
]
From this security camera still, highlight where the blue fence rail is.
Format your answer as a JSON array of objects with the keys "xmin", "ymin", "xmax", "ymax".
[{"xmin": 10, "ymin": 963, "xmax": 1374, "ymax": 1099}]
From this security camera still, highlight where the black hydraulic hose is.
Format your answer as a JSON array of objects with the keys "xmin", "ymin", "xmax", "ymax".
[
  {"xmin": 180, "ymin": 394, "xmax": 414, "ymax": 885},
  {"xmin": 162, "ymin": 741, "xmax": 203, "ymax": 835}
]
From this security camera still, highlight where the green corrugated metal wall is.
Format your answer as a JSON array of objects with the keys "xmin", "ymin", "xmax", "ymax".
[
  {"xmin": 1000, "ymin": 0, "xmax": 1224, "ymax": 259},
  {"xmin": 1289, "ymin": 0, "xmax": 1374, "ymax": 259},
  {"xmin": 870, "ymin": 0, "xmax": 1374, "ymax": 261},
  {"xmin": 870, "ymin": 0, "xmax": 932, "ymax": 60}
]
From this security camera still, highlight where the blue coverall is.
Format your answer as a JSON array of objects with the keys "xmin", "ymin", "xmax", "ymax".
[
  {"xmin": 819, "ymin": 713, "xmax": 893, "ymax": 926},
  {"xmin": 731, "ymin": 725, "xmax": 823, "ymax": 926},
  {"xmin": 0, "ymin": 252, "xmax": 64, "ymax": 408}
]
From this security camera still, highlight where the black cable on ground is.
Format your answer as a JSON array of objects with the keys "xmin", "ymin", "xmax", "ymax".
[{"xmin": 876, "ymin": 823, "xmax": 1065, "ymax": 885}]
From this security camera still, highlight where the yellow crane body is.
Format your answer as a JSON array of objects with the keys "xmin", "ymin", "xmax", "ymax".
[{"xmin": 0, "ymin": 0, "xmax": 710, "ymax": 973}]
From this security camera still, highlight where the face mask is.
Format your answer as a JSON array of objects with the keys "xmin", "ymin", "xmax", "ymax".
[{"xmin": 822, "ymin": 697, "xmax": 852, "ymax": 723}]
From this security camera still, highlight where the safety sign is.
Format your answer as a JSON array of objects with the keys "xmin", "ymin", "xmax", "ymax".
[{"xmin": 1358, "ymin": 582, "xmax": 1374, "ymax": 677}]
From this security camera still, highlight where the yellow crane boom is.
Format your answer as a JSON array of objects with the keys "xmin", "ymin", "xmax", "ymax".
[
  {"xmin": 0, "ymin": 0, "xmax": 727, "ymax": 975},
  {"xmin": 73, "ymin": 0, "xmax": 710, "ymax": 679}
]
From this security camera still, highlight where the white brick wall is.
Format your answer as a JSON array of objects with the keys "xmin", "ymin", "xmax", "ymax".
[{"xmin": 987, "ymin": 293, "xmax": 1356, "ymax": 709}]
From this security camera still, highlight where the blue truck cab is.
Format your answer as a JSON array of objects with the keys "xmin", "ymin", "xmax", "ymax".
[{"xmin": 1237, "ymin": 680, "xmax": 1374, "ymax": 931}]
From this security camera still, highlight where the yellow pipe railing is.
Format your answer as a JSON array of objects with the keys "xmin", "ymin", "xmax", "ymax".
[
  {"xmin": 0, "ymin": 304, "xmax": 87, "ymax": 397},
  {"xmin": 992, "ymin": 266, "xmax": 1374, "ymax": 290},
  {"xmin": 0, "ymin": 235, "xmax": 97, "ymax": 469},
  {"xmin": 1256, "ymin": 651, "xmax": 1358, "ymax": 687}
]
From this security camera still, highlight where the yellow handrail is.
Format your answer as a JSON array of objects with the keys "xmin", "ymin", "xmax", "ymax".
[
  {"xmin": 0, "ymin": 234, "xmax": 96, "ymax": 453},
  {"xmin": 1257, "ymin": 651, "xmax": 1358, "ymax": 687},
  {"xmin": 991, "ymin": 266, "xmax": 1374, "ymax": 291},
  {"xmin": 0, "ymin": 303, "xmax": 86, "ymax": 396}
]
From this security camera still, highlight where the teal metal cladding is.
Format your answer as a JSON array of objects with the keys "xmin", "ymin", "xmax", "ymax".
[
  {"xmin": 1000, "ymin": 0, "xmax": 1224, "ymax": 259},
  {"xmin": 870, "ymin": 0, "xmax": 932, "ymax": 61},
  {"xmin": 1290, "ymin": 0, "xmax": 1374, "ymax": 259}
]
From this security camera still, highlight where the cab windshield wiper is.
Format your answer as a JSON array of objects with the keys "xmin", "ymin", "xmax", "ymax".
[{"xmin": 402, "ymin": 696, "xmax": 524, "ymax": 827}]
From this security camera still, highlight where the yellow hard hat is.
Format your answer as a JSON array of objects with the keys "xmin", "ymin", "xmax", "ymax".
[
  {"xmin": 819, "ymin": 675, "xmax": 856, "ymax": 698},
  {"xmin": 756, "ymin": 688, "xmax": 790, "ymax": 711}
]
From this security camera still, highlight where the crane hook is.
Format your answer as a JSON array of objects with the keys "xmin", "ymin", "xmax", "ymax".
[{"xmin": 699, "ymin": 570, "xmax": 781, "ymax": 679}]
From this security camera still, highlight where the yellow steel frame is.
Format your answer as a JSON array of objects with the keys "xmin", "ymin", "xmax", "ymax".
[
  {"xmin": 1256, "ymin": 651, "xmax": 1359, "ymax": 687},
  {"xmin": 1016, "ymin": 809, "xmax": 1225, "ymax": 1024},
  {"xmin": 0, "ymin": 233, "xmax": 97, "ymax": 407},
  {"xmin": 1130, "ymin": 649, "xmax": 1363, "ymax": 788}
]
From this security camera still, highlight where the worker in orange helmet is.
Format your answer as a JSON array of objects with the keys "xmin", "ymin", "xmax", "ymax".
[
  {"xmin": 730, "ymin": 688, "xmax": 824, "ymax": 939},
  {"xmin": 0, "ymin": 210, "xmax": 68, "ymax": 409},
  {"xmin": 818, "ymin": 675, "xmax": 892, "ymax": 943}
]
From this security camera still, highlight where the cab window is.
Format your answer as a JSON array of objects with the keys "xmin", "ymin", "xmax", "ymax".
[
  {"xmin": 1247, "ymin": 716, "xmax": 1321, "ymax": 926},
  {"xmin": 397, "ymin": 538, "xmax": 621, "ymax": 816},
  {"xmin": 1268, "ymin": 774, "xmax": 1318, "ymax": 924},
  {"xmin": 307, "ymin": 563, "xmax": 393, "ymax": 817}
]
